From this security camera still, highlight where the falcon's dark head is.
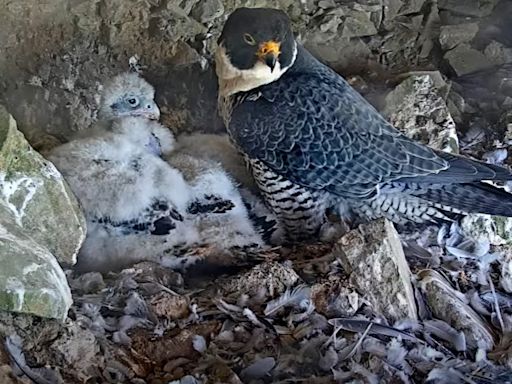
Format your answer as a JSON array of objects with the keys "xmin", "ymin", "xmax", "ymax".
[
  {"xmin": 98, "ymin": 72, "xmax": 160, "ymax": 121},
  {"xmin": 216, "ymin": 7, "xmax": 297, "ymax": 96}
]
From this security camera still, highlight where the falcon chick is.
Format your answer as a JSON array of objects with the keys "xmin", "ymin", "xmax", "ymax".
[
  {"xmin": 215, "ymin": 7, "xmax": 512, "ymax": 241},
  {"xmin": 174, "ymin": 132, "xmax": 285, "ymax": 243},
  {"xmin": 48, "ymin": 72, "xmax": 264, "ymax": 272},
  {"xmin": 48, "ymin": 117, "xmax": 193, "ymax": 272},
  {"xmin": 98, "ymin": 72, "xmax": 160, "ymax": 121}
]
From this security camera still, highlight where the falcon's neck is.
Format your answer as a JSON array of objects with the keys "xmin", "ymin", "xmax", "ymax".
[
  {"xmin": 215, "ymin": 42, "xmax": 298, "ymax": 98},
  {"xmin": 216, "ymin": 42, "xmax": 298, "ymax": 126}
]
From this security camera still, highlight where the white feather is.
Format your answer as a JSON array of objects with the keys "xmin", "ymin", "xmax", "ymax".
[{"xmin": 264, "ymin": 285, "xmax": 311, "ymax": 316}]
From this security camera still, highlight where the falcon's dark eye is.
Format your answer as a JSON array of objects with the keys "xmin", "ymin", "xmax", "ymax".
[
  {"xmin": 243, "ymin": 33, "xmax": 256, "ymax": 46},
  {"xmin": 127, "ymin": 97, "xmax": 139, "ymax": 106}
]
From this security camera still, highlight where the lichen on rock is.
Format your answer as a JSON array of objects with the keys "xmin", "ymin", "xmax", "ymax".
[
  {"xmin": 338, "ymin": 218, "xmax": 418, "ymax": 322},
  {"xmin": 384, "ymin": 73, "xmax": 460, "ymax": 154},
  {"xmin": 0, "ymin": 105, "xmax": 84, "ymax": 320},
  {"xmin": 0, "ymin": 205, "xmax": 72, "ymax": 320},
  {"xmin": 0, "ymin": 105, "xmax": 86, "ymax": 265}
]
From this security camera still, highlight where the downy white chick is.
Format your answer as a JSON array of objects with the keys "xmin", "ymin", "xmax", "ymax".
[
  {"xmin": 98, "ymin": 72, "xmax": 274, "ymax": 246},
  {"xmin": 48, "ymin": 72, "xmax": 264, "ymax": 272},
  {"xmin": 174, "ymin": 132, "xmax": 286, "ymax": 244},
  {"xmin": 48, "ymin": 117, "xmax": 197, "ymax": 272},
  {"xmin": 165, "ymin": 151, "xmax": 269, "ymax": 252}
]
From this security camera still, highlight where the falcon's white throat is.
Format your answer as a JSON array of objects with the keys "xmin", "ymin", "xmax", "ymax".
[{"xmin": 215, "ymin": 42, "xmax": 297, "ymax": 97}]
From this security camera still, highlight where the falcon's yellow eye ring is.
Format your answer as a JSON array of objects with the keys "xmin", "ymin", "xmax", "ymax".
[{"xmin": 243, "ymin": 33, "xmax": 256, "ymax": 46}]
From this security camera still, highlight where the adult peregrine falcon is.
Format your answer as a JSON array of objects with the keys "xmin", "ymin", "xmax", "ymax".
[{"xmin": 215, "ymin": 7, "xmax": 512, "ymax": 241}]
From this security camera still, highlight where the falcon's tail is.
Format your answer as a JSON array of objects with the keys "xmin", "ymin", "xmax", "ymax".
[
  {"xmin": 350, "ymin": 181, "xmax": 512, "ymax": 226},
  {"xmin": 415, "ymin": 182, "xmax": 512, "ymax": 218}
]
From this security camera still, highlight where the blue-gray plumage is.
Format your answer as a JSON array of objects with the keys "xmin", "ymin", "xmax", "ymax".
[{"xmin": 215, "ymin": 7, "xmax": 512, "ymax": 241}]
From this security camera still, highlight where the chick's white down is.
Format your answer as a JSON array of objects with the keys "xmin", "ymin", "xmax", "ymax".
[{"xmin": 48, "ymin": 72, "xmax": 264, "ymax": 273}]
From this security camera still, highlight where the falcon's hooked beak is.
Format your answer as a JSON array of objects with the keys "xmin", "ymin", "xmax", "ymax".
[{"xmin": 257, "ymin": 41, "xmax": 281, "ymax": 72}]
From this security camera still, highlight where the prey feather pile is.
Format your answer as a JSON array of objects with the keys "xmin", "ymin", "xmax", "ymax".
[{"xmin": 2, "ymin": 221, "xmax": 512, "ymax": 384}]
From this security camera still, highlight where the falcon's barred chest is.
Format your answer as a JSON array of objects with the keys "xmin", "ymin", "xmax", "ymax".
[
  {"xmin": 219, "ymin": 92, "xmax": 464, "ymax": 238},
  {"xmin": 220, "ymin": 94, "xmax": 330, "ymax": 240},
  {"xmin": 216, "ymin": 7, "xmax": 512, "ymax": 241}
]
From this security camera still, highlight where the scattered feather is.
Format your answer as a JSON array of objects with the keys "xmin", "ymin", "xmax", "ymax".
[
  {"xmin": 168, "ymin": 375, "xmax": 200, "ymax": 384},
  {"xmin": 468, "ymin": 290, "xmax": 492, "ymax": 316},
  {"xmin": 318, "ymin": 347, "xmax": 338, "ymax": 371},
  {"xmin": 338, "ymin": 322, "xmax": 373, "ymax": 361},
  {"xmin": 385, "ymin": 338, "xmax": 409, "ymax": 370},
  {"xmin": 483, "ymin": 149, "xmax": 508, "ymax": 165},
  {"xmin": 423, "ymin": 319, "xmax": 466, "ymax": 352},
  {"xmin": 263, "ymin": 285, "xmax": 311, "ymax": 316},
  {"xmin": 4, "ymin": 335, "xmax": 62, "ymax": 384},
  {"xmin": 328, "ymin": 318, "xmax": 420, "ymax": 342},
  {"xmin": 426, "ymin": 368, "xmax": 469, "ymax": 384},
  {"xmin": 243, "ymin": 307, "xmax": 267, "ymax": 328},
  {"xmin": 240, "ymin": 357, "xmax": 276, "ymax": 381},
  {"xmin": 192, "ymin": 335, "xmax": 207, "ymax": 353}
]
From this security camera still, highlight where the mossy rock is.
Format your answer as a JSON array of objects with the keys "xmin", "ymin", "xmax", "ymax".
[
  {"xmin": 0, "ymin": 105, "xmax": 85, "ymax": 319},
  {"xmin": 0, "ymin": 105, "xmax": 86, "ymax": 265}
]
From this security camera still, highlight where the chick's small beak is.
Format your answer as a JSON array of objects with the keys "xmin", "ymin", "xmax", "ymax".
[
  {"xmin": 257, "ymin": 41, "xmax": 281, "ymax": 72},
  {"xmin": 143, "ymin": 101, "xmax": 160, "ymax": 120}
]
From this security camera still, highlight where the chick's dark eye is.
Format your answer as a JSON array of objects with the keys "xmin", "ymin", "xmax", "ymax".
[
  {"xmin": 243, "ymin": 33, "xmax": 256, "ymax": 46},
  {"xmin": 127, "ymin": 98, "xmax": 137, "ymax": 105}
]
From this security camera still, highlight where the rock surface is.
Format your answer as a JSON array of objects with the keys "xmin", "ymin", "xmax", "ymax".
[
  {"xmin": 0, "ymin": 205, "xmax": 72, "ymax": 320},
  {"xmin": 444, "ymin": 44, "xmax": 493, "ymax": 76},
  {"xmin": 461, "ymin": 214, "xmax": 512, "ymax": 246},
  {"xmin": 439, "ymin": 23, "xmax": 479, "ymax": 50},
  {"xmin": 0, "ymin": 106, "xmax": 83, "ymax": 319},
  {"xmin": 418, "ymin": 269, "xmax": 495, "ymax": 350},
  {"xmin": 338, "ymin": 218, "xmax": 418, "ymax": 322},
  {"xmin": 0, "ymin": 105, "xmax": 86, "ymax": 265},
  {"xmin": 0, "ymin": 0, "xmax": 484, "ymax": 147},
  {"xmin": 384, "ymin": 73, "xmax": 459, "ymax": 153},
  {"xmin": 438, "ymin": 0, "xmax": 499, "ymax": 17}
]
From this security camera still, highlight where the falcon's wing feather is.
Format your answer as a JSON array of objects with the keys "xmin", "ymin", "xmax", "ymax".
[{"xmin": 229, "ymin": 66, "xmax": 448, "ymax": 198}]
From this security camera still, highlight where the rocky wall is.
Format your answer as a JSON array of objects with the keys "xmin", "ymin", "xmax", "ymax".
[
  {"xmin": 0, "ymin": 0, "xmax": 492, "ymax": 148},
  {"xmin": 1, "ymin": 0, "xmax": 511, "ymax": 149}
]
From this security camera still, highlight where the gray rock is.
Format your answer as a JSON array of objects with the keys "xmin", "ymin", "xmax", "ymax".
[
  {"xmin": 484, "ymin": 41, "xmax": 512, "ymax": 65},
  {"xmin": 383, "ymin": 73, "xmax": 459, "ymax": 153},
  {"xmin": 338, "ymin": 218, "xmax": 418, "ymax": 322},
  {"xmin": 376, "ymin": 15, "xmax": 424, "ymax": 69},
  {"xmin": 0, "ymin": 106, "xmax": 82, "ymax": 320},
  {"xmin": 318, "ymin": 9, "xmax": 344, "ymax": 34},
  {"xmin": 399, "ymin": 0, "xmax": 427, "ymax": 15},
  {"xmin": 191, "ymin": 0, "xmax": 224, "ymax": 23},
  {"xmin": 444, "ymin": 43, "xmax": 493, "ymax": 76},
  {"xmin": 439, "ymin": 23, "xmax": 479, "ymax": 50},
  {"xmin": 446, "ymin": 89, "xmax": 467, "ymax": 125},
  {"xmin": 318, "ymin": 0, "xmax": 336, "ymax": 9},
  {"xmin": 341, "ymin": 7, "xmax": 377, "ymax": 38},
  {"xmin": 382, "ymin": 0, "xmax": 405, "ymax": 29},
  {"xmin": 418, "ymin": 269, "xmax": 495, "ymax": 350},
  {"xmin": 0, "ymin": 105, "xmax": 86, "ymax": 265},
  {"xmin": 460, "ymin": 214, "xmax": 512, "ymax": 246},
  {"xmin": 160, "ymin": 3, "xmax": 207, "ymax": 42},
  {"xmin": 304, "ymin": 35, "xmax": 372, "ymax": 70},
  {"xmin": 438, "ymin": 0, "xmax": 498, "ymax": 17},
  {"xmin": 0, "ymin": 204, "xmax": 72, "ymax": 320}
]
